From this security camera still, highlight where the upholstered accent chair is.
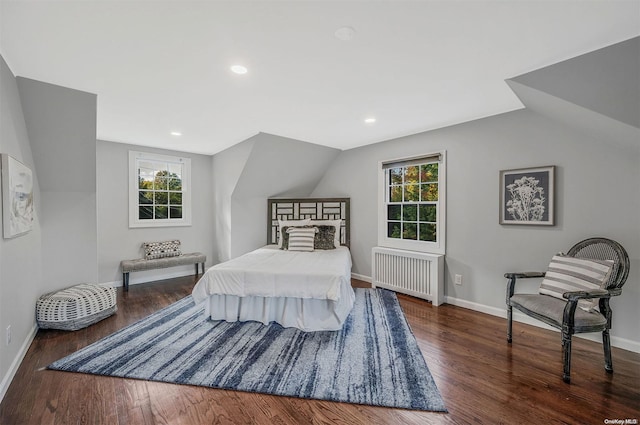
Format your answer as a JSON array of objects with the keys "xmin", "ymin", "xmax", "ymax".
[{"xmin": 505, "ymin": 238, "xmax": 629, "ymax": 383}]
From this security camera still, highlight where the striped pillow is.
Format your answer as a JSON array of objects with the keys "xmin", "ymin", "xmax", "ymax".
[
  {"xmin": 539, "ymin": 255, "xmax": 613, "ymax": 311},
  {"xmin": 286, "ymin": 226, "xmax": 318, "ymax": 252},
  {"xmin": 277, "ymin": 219, "xmax": 310, "ymax": 247}
]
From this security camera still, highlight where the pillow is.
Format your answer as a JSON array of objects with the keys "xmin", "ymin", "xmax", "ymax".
[
  {"xmin": 280, "ymin": 224, "xmax": 318, "ymax": 251},
  {"xmin": 539, "ymin": 254, "xmax": 613, "ymax": 311},
  {"xmin": 277, "ymin": 219, "xmax": 310, "ymax": 247},
  {"xmin": 314, "ymin": 225, "xmax": 337, "ymax": 250},
  {"xmin": 309, "ymin": 219, "xmax": 342, "ymax": 247},
  {"xmin": 142, "ymin": 240, "xmax": 181, "ymax": 260},
  {"xmin": 279, "ymin": 225, "xmax": 307, "ymax": 250},
  {"xmin": 286, "ymin": 226, "xmax": 318, "ymax": 252},
  {"xmin": 280, "ymin": 225, "xmax": 337, "ymax": 250}
]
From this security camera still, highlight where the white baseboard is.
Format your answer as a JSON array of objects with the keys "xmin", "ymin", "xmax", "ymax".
[
  {"xmin": 444, "ymin": 295, "xmax": 640, "ymax": 354},
  {"xmin": 0, "ymin": 323, "xmax": 38, "ymax": 403},
  {"xmin": 351, "ymin": 284, "xmax": 639, "ymax": 353},
  {"xmin": 101, "ymin": 268, "xmax": 200, "ymax": 289},
  {"xmin": 104, "ymin": 271, "xmax": 638, "ymax": 354},
  {"xmin": 351, "ymin": 273, "xmax": 372, "ymax": 283}
]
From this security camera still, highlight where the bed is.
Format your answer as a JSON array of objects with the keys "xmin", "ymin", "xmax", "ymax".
[{"xmin": 191, "ymin": 198, "xmax": 354, "ymax": 331}]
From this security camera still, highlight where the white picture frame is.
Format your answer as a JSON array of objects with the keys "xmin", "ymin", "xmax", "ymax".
[
  {"xmin": 1, "ymin": 154, "xmax": 34, "ymax": 238},
  {"xmin": 500, "ymin": 165, "xmax": 555, "ymax": 226}
]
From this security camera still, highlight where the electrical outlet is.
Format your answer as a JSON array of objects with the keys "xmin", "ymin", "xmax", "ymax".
[
  {"xmin": 454, "ymin": 274, "xmax": 463, "ymax": 285},
  {"xmin": 6, "ymin": 325, "xmax": 11, "ymax": 345}
]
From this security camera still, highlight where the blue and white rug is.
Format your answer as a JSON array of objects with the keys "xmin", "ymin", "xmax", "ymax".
[{"xmin": 49, "ymin": 288, "xmax": 446, "ymax": 412}]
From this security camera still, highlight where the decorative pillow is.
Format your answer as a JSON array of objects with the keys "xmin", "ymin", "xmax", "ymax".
[
  {"xmin": 279, "ymin": 225, "xmax": 305, "ymax": 250},
  {"xmin": 314, "ymin": 225, "xmax": 337, "ymax": 250},
  {"xmin": 309, "ymin": 219, "xmax": 342, "ymax": 247},
  {"xmin": 286, "ymin": 226, "xmax": 318, "ymax": 252},
  {"xmin": 142, "ymin": 240, "xmax": 182, "ymax": 260},
  {"xmin": 539, "ymin": 254, "xmax": 613, "ymax": 311},
  {"xmin": 280, "ymin": 225, "xmax": 338, "ymax": 250},
  {"xmin": 277, "ymin": 219, "xmax": 310, "ymax": 247}
]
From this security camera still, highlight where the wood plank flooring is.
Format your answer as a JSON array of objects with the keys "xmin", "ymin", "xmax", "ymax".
[{"xmin": 1, "ymin": 276, "xmax": 638, "ymax": 424}]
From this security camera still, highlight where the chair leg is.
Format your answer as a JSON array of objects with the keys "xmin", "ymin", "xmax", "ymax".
[
  {"xmin": 562, "ymin": 332, "xmax": 572, "ymax": 383},
  {"xmin": 507, "ymin": 305, "xmax": 513, "ymax": 343},
  {"xmin": 603, "ymin": 329, "xmax": 614, "ymax": 373}
]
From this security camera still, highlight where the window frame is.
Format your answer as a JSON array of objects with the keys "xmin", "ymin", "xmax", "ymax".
[
  {"xmin": 128, "ymin": 150, "xmax": 192, "ymax": 228},
  {"xmin": 377, "ymin": 151, "xmax": 446, "ymax": 254}
]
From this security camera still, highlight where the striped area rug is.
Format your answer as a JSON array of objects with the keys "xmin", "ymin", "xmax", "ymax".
[{"xmin": 49, "ymin": 288, "xmax": 446, "ymax": 412}]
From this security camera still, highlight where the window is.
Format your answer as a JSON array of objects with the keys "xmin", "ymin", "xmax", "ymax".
[
  {"xmin": 129, "ymin": 151, "xmax": 191, "ymax": 228},
  {"xmin": 378, "ymin": 152, "xmax": 445, "ymax": 254}
]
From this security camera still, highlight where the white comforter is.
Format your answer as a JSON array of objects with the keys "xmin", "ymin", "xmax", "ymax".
[{"xmin": 192, "ymin": 245, "xmax": 353, "ymax": 304}]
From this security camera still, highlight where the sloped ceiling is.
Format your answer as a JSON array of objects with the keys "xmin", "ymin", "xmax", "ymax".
[
  {"xmin": 1, "ymin": 1, "xmax": 638, "ymax": 155},
  {"xmin": 507, "ymin": 37, "xmax": 640, "ymax": 151}
]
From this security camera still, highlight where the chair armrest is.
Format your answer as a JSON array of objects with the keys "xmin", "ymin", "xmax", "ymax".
[
  {"xmin": 505, "ymin": 271, "xmax": 545, "ymax": 303},
  {"xmin": 504, "ymin": 272, "xmax": 545, "ymax": 279},
  {"xmin": 562, "ymin": 288, "xmax": 618, "ymax": 302}
]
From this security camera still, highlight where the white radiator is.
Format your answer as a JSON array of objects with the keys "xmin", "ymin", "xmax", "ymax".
[{"xmin": 371, "ymin": 247, "xmax": 444, "ymax": 306}]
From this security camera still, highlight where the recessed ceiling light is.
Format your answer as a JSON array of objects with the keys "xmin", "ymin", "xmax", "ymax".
[
  {"xmin": 170, "ymin": 131, "xmax": 182, "ymax": 136},
  {"xmin": 231, "ymin": 65, "xmax": 248, "ymax": 75},
  {"xmin": 364, "ymin": 117, "xmax": 376, "ymax": 124},
  {"xmin": 335, "ymin": 26, "xmax": 356, "ymax": 41}
]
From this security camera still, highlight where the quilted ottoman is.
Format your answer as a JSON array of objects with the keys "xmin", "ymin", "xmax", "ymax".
[{"xmin": 36, "ymin": 284, "xmax": 117, "ymax": 331}]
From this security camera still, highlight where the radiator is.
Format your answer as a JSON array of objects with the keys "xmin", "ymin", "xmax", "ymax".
[{"xmin": 371, "ymin": 247, "xmax": 444, "ymax": 306}]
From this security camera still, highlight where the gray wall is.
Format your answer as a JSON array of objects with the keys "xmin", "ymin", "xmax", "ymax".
[
  {"xmin": 211, "ymin": 137, "xmax": 256, "ymax": 262},
  {"xmin": 16, "ymin": 77, "xmax": 98, "ymax": 290},
  {"xmin": 96, "ymin": 140, "xmax": 215, "ymax": 285},
  {"xmin": 212, "ymin": 133, "xmax": 341, "ymax": 261},
  {"xmin": 312, "ymin": 108, "xmax": 639, "ymax": 347},
  {"xmin": 0, "ymin": 56, "xmax": 43, "ymax": 398},
  {"xmin": 312, "ymin": 37, "xmax": 639, "ymax": 349}
]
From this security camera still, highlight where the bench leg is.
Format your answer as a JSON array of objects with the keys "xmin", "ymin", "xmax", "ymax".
[{"xmin": 123, "ymin": 272, "xmax": 129, "ymax": 292}]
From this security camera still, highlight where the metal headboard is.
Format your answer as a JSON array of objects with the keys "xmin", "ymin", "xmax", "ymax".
[{"xmin": 268, "ymin": 198, "xmax": 350, "ymax": 247}]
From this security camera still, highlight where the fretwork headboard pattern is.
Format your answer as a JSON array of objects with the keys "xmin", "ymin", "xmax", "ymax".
[{"xmin": 268, "ymin": 198, "xmax": 350, "ymax": 247}]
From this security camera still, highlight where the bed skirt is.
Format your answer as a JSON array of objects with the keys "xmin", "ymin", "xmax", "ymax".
[{"xmin": 204, "ymin": 289, "xmax": 354, "ymax": 332}]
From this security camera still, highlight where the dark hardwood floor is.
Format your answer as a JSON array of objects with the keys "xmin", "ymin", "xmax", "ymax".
[{"xmin": 1, "ymin": 276, "xmax": 638, "ymax": 424}]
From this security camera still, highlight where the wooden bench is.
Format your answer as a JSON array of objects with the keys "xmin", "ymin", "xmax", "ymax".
[{"xmin": 120, "ymin": 252, "xmax": 206, "ymax": 291}]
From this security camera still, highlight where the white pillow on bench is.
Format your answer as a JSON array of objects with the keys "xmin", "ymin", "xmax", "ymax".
[{"xmin": 142, "ymin": 240, "xmax": 181, "ymax": 259}]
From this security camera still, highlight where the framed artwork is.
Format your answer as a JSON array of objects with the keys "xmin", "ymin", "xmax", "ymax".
[
  {"xmin": 1, "ymin": 154, "xmax": 34, "ymax": 238},
  {"xmin": 500, "ymin": 165, "xmax": 555, "ymax": 226}
]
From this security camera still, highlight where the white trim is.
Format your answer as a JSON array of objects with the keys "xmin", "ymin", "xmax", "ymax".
[
  {"xmin": 349, "ymin": 279, "xmax": 639, "ymax": 353},
  {"xmin": 101, "ymin": 267, "xmax": 200, "ymax": 288},
  {"xmin": 128, "ymin": 150, "xmax": 192, "ymax": 228},
  {"xmin": 0, "ymin": 324, "xmax": 38, "ymax": 403},
  {"xmin": 351, "ymin": 273, "xmax": 372, "ymax": 283},
  {"xmin": 377, "ymin": 150, "xmax": 446, "ymax": 255},
  {"xmin": 444, "ymin": 295, "xmax": 640, "ymax": 354}
]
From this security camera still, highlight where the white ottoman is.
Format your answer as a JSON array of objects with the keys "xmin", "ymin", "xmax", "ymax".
[{"xmin": 36, "ymin": 284, "xmax": 117, "ymax": 331}]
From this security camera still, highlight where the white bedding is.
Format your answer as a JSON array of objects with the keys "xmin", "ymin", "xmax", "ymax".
[{"xmin": 191, "ymin": 245, "xmax": 355, "ymax": 331}]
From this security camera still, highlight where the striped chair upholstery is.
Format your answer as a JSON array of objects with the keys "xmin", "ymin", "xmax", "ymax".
[{"xmin": 505, "ymin": 238, "xmax": 629, "ymax": 383}]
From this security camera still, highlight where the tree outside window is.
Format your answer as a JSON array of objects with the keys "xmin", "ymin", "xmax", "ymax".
[
  {"xmin": 386, "ymin": 162, "xmax": 439, "ymax": 242},
  {"xmin": 129, "ymin": 151, "xmax": 191, "ymax": 228}
]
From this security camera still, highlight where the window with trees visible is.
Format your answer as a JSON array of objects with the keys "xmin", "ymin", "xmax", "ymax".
[
  {"xmin": 128, "ymin": 151, "xmax": 192, "ymax": 228},
  {"xmin": 378, "ymin": 152, "xmax": 445, "ymax": 254}
]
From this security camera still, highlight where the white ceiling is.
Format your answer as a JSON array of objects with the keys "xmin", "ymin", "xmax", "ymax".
[{"xmin": 1, "ymin": 1, "xmax": 638, "ymax": 155}]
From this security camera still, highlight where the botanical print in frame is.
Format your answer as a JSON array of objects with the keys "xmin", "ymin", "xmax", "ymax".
[
  {"xmin": 500, "ymin": 165, "xmax": 555, "ymax": 226},
  {"xmin": 1, "ymin": 154, "xmax": 34, "ymax": 238}
]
